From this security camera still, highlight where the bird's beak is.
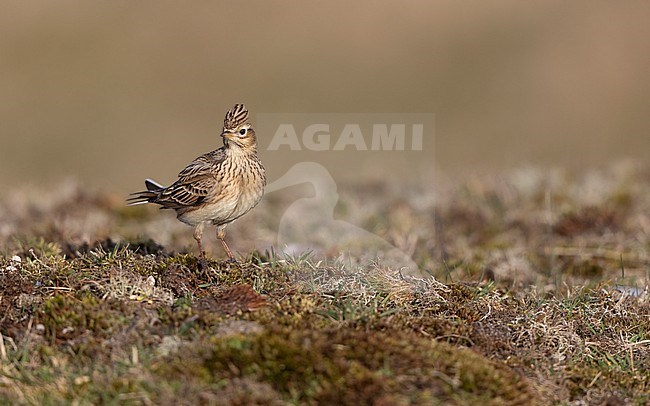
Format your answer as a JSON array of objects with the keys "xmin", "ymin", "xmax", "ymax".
[{"xmin": 221, "ymin": 130, "xmax": 243, "ymax": 147}]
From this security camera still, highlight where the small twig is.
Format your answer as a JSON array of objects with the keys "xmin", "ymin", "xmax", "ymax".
[
  {"xmin": 479, "ymin": 302, "xmax": 492, "ymax": 322},
  {"xmin": 625, "ymin": 339, "xmax": 650, "ymax": 347},
  {"xmin": 543, "ymin": 246, "xmax": 650, "ymax": 266},
  {"xmin": 131, "ymin": 346, "xmax": 139, "ymax": 365},
  {"xmin": 588, "ymin": 371, "xmax": 602, "ymax": 387},
  {"xmin": 432, "ymin": 370, "xmax": 460, "ymax": 389},
  {"xmin": 42, "ymin": 286, "xmax": 74, "ymax": 291},
  {"xmin": 0, "ymin": 334, "xmax": 6, "ymax": 361}
]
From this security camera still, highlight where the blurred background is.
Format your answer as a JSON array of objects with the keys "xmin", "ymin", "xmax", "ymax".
[{"xmin": 1, "ymin": 0, "xmax": 649, "ymax": 193}]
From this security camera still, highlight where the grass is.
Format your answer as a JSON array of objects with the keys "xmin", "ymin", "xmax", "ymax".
[{"xmin": 1, "ymin": 163, "xmax": 650, "ymax": 404}]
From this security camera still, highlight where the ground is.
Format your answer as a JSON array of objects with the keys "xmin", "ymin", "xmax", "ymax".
[{"xmin": 1, "ymin": 163, "xmax": 649, "ymax": 404}]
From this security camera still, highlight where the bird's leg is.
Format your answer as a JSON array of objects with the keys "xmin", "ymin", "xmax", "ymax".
[
  {"xmin": 193, "ymin": 223, "xmax": 206, "ymax": 259},
  {"xmin": 216, "ymin": 226, "xmax": 236, "ymax": 262}
]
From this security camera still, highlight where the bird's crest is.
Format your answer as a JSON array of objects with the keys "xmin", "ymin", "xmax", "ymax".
[{"xmin": 224, "ymin": 104, "xmax": 249, "ymax": 130}]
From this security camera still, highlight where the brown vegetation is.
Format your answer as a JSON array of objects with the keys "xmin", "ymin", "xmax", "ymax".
[{"xmin": 1, "ymin": 164, "xmax": 649, "ymax": 404}]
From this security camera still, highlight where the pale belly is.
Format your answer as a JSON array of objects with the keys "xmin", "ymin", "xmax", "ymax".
[{"xmin": 176, "ymin": 180, "xmax": 264, "ymax": 227}]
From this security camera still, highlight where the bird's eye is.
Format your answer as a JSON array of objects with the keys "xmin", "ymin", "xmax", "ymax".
[{"xmin": 239, "ymin": 128, "xmax": 247, "ymax": 135}]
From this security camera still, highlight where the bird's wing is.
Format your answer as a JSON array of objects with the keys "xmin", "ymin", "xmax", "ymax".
[{"xmin": 155, "ymin": 149, "xmax": 226, "ymax": 209}]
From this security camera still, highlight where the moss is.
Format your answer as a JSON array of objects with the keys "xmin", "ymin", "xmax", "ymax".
[
  {"xmin": 155, "ymin": 327, "xmax": 537, "ymax": 405},
  {"xmin": 39, "ymin": 294, "xmax": 125, "ymax": 343}
]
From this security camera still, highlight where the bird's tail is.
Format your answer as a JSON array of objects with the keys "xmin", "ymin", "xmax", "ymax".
[
  {"xmin": 144, "ymin": 179, "xmax": 164, "ymax": 191},
  {"xmin": 126, "ymin": 178, "xmax": 165, "ymax": 206}
]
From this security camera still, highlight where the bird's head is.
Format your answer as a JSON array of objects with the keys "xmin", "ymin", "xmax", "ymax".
[{"xmin": 221, "ymin": 104, "xmax": 258, "ymax": 152}]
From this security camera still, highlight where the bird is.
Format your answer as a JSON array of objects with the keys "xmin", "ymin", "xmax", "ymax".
[{"xmin": 127, "ymin": 104, "xmax": 266, "ymax": 261}]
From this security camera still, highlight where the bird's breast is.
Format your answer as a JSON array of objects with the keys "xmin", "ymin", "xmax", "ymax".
[{"xmin": 178, "ymin": 155, "xmax": 265, "ymax": 227}]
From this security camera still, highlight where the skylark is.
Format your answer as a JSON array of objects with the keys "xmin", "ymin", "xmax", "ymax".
[{"xmin": 127, "ymin": 104, "xmax": 266, "ymax": 261}]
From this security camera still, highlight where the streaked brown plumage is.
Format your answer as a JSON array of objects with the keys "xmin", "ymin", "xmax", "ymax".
[{"xmin": 127, "ymin": 104, "xmax": 266, "ymax": 260}]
